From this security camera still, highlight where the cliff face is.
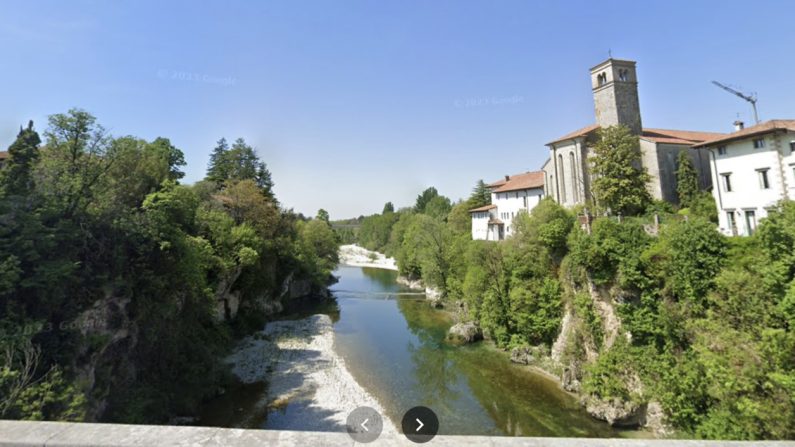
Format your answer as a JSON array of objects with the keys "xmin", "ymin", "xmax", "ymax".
[
  {"xmin": 70, "ymin": 266, "xmax": 328, "ymax": 422},
  {"xmin": 547, "ymin": 270, "xmax": 669, "ymax": 436}
]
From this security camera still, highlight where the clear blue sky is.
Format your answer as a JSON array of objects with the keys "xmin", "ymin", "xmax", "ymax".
[{"xmin": 2, "ymin": 0, "xmax": 794, "ymax": 218}]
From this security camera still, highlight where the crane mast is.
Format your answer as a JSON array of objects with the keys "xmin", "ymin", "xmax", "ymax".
[{"xmin": 711, "ymin": 80, "xmax": 760, "ymax": 124}]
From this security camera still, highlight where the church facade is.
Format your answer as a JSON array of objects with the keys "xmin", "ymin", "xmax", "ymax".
[{"xmin": 542, "ymin": 58, "xmax": 725, "ymax": 209}]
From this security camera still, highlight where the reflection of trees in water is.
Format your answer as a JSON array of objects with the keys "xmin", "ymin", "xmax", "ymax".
[
  {"xmin": 360, "ymin": 267, "xmax": 401, "ymax": 290},
  {"xmin": 396, "ymin": 299, "xmax": 460, "ymax": 413},
  {"xmin": 407, "ymin": 340, "xmax": 460, "ymax": 412},
  {"xmin": 450, "ymin": 349, "xmax": 617, "ymax": 437}
]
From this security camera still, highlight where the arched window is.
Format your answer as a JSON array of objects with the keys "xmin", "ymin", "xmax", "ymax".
[
  {"xmin": 569, "ymin": 152, "xmax": 578, "ymax": 202},
  {"xmin": 557, "ymin": 154, "xmax": 566, "ymax": 202},
  {"xmin": 618, "ymin": 68, "xmax": 628, "ymax": 81},
  {"xmin": 597, "ymin": 72, "xmax": 607, "ymax": 86}
]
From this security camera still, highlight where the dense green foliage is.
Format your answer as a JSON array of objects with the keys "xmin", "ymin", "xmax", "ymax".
[
  {"xmin": 675, "ymin": 150, "xmax": 699, "ymax": 208},
  {"xmin": 468, "ymin": 180, "xmax": 492, "ymax": 208},
  {"xmin": 590, "ymin": 125, "xmax": 652, "ymax": 215},
  {"xmin": 348, "ymin": 175, "xmax": 795, "ymax": 439},
  {"xmin": 0, "ymin": 110, "xmax": 338, "ymax": 423}
]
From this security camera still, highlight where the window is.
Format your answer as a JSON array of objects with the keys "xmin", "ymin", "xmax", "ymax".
[
  {"xmin": 757, "ymin": 169, "xmax": 770, "ymax": 189},
  {"xmin": 523, "ymin": 196, "xmax": 527, "ymax": 208},
  {"xmin": 753, "ymin": 138, "xmax": 765, "ymax": 149},
  {"xmin": 569, "ymin": 152, "xmax": 578, "ymax": 202},
  {"xmin": 726, "ymin": 211, "xmax": 737, "ymax": 236},
  {"xmin": 618, "ymin": 69, "xmax": 628, "ymax": 81},
  {"xmin": 557, "ymin": 154, "xmax": 566, "ymax": 202},
  {"xmin": 790, "ymin": 141, "xmax": 795, "ymax": 154},
  {"xmin": 597, "ymin": 72, "xmax": 607, "ymax": 86},
  {"xmin": 721, "ymin": 173, "xmax": 732, "ymax": 192},
  {"xmin": 717, "ymin": 145, "xmax": 727, "ymax": 155},
  {"xmin": 745, "ymin": 210, "xmax": 757, "ymax": 235}
]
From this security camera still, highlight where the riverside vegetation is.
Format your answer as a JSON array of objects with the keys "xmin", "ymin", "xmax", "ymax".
[
  {"xmin": 0, "ymin": 110, "xmax": 339, "ymax": 423},
  {"xmin": 348, "ymin": 126, "xmax": 795, "ymax": 440}
]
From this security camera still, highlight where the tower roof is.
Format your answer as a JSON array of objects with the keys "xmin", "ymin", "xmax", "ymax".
[{"xmin": 589, "ymin": 58, "xmax": 637, "ymax": 72}]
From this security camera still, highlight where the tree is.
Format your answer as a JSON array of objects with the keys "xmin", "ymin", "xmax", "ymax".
[
  {"xmin": 423, "ymin": 195, "xmax": 452, "ymax": 220},
  {"xmin": 316, "ymin": 209, "xmax": 330, "ymax": 224},
  {"xmin": 150, "ymin": 137, "xmax": 186, "ymax": 181},
  {"xmin": 447, "ymin": 201, "xmax": 472, "ymax": 235},
  {"xmin": 468, "ymin": 180, "xmax": 492, "ymax": 208},
  {"xmin": 1, "ymin": 120, "xmax": 41, "ymax": 195},
  {"xmin": 414, "ymin": 187, "xmax": 439, "ymax": 213},
  {"xmin": 590, "ymin": 125, "xmax": 651, "ymax": 215},
  {"xmin": 676, "ymin": 150, "xmax": 699, "ymax": 208},
  {"xmin": 205, "ymin": 137, "xmax": 275, "ymax": 198},
  {"xmin": 382, "ymin": 202, "xmax": 394, "ymax": 214},
  {"xmin": 35, "ymin": 109, "xmax": 115, "ymax": 218},
  {"xmin": 206, "ymin": 138, "xmax": 230, "ymax": 183}
]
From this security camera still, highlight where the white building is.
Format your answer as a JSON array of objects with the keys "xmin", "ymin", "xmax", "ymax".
[
  {"xmin": 693, "ymin": 120, "xmax": 795, "ymax": 236},
  {"xmin": 469, "ymin": 171, "xmax": 545, "ymax": 240}
]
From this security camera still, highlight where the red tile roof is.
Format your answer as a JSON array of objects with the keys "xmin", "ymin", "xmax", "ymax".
[
  {"xmin": 488, "ymin": 218, "xmax": 504, "ymax": 225},
  {"xmin": 547, "ymin": 124, "xmax": 725, "ymax": 146},
  {"xmin": 487, "ymin": 178, "xmax": 508, "ymax": 188},
  {"xmin": 0, "ymin": 151, "xmax": 9, "ymax": 160},
  {"xmin": 692, "ymin": 120, "xmax": 795, "ymax": 148},
  {"xmin": 546, "ymin": 124, "xmax": 600, "ymax": 145},
  {"xmin": 642, "ymin": 128, "xmax": 726, "ymax": 145},
  {"xmin": 491, "ymin": 171, "xmax": 545, "ymax": 193},
  {"xmin": 468, "ymin": 204, "xmax": 497, "ymax": 213}
]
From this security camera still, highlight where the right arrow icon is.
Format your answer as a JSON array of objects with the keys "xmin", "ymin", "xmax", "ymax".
[{"xmin": 401, "ymin": 406, "xmax": 438, "ymax": 443}]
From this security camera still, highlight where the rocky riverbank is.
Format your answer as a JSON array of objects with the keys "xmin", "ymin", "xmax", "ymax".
[
  {"xmin": 226, "ymin": 314, "xmax": 398, "ymax": 433},
  {"xmin": 338, "ymin": 244, "xmax": 398, "ymax": 271}
]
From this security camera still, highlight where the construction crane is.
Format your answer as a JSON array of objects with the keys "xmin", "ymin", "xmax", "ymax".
[{"xmin": 711, "ymin": 80, "xmax": 759, "ymax": 124}]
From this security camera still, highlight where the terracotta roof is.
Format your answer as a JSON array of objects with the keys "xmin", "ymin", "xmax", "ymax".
[
  {"xmin": 468, "ymin": 204, "xmax": 497, "ymax": 213},
  {"xmin": 547, "ymin": 124, "xmax": 600, "ymax": 145},
  {"xmin": 0, "ymin": 151, "xmax": 9, "ymax": 160},
  {"xmin": 488, "ymin": 218, "xmax": 504, "ymax": 225},
  {"xmin": 692, "ymin": 120, "xmax": 795, "ymax": 148},
  {"xmin": 641, "ymin": 128, "xmax": 726, "ymax": 145},
  {"xmin": 491, "ymin": 171, "xmax": 545, "ymax": 193},
  {"xmin": 547, "ymin": 124, "xmax": 725, "ymax": 146},
  {"xmin": 487, "ymin": 178, "xmax": 508, "ymax": 188}
]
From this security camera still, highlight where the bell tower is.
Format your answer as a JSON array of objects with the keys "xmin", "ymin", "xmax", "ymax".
[{"xmin": 590, "ymin": 58, "xmax": 642, "ymax": 135}]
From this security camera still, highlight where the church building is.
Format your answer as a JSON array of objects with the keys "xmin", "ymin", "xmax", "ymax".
[{"xmin": 542, "ymin": 58, "xmax": 725, "ymax": 208}]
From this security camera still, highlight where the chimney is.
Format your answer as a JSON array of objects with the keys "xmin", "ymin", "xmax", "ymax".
[
  {"xmin": 505, "ymin": 175, "xmax": 510, "ymax": 181},
  {"xmin": 733, "ymin": 120, "xmax": 744, "ymax": 131}
]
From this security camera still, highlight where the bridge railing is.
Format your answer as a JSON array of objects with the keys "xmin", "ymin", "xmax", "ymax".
[{"xmin": 1, "ymin": 420, "xmax": 794, "ymax": 446}]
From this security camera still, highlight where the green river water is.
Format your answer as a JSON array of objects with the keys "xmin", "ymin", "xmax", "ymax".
[{"xmin": 201, "ymin": 265, "xmax": 634, "ymax": 437}]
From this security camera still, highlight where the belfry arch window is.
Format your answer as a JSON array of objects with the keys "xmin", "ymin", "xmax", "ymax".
[
  {"xmin": 597, "ymin": 72, "xmax": 607, "ymax": 86},
  {"xmin": 618, "ymin": 69, "xmax": 628, "ymax": 81}
]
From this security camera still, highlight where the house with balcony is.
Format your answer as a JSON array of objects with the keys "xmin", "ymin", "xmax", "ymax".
[
  {"xmin": 469, "ymin": 171, "xmax": 545, "ymax": 240},
  {"xmin": 693, "ymin": 119, "xmax": 795, "ymax": 236}
]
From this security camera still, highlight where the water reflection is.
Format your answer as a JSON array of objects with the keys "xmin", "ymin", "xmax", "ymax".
[
  {"xmin": 398, "ymin": 300, "xmax": 461, "ymax": 412},
  {"xmin": 201, "ymin": 266, "xmax": 625, "ymax": 437}
]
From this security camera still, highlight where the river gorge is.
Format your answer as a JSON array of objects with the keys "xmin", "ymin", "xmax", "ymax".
[{"xmin": 199, "ymin": 260, "xmax": 637, "ymax": 438}]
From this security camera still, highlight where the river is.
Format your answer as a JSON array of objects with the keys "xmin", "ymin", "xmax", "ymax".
[{"xmin": 201, "ymin": 265, "xmax": 627, "ymax": 437}]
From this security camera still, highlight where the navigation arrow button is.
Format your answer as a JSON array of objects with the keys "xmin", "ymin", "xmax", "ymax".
[
  {"xmin": 401, "ymin": 406, "xmax": 439, "ymax": 443},
  {"xmin": 346, "ymin": 406, "xmax": 383, "ymax": 443}
]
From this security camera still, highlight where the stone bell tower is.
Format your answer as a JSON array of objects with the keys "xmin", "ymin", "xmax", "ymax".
[{"xmin": 590, "ymin": 58, "xmax": 642, "ymax": 135}]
